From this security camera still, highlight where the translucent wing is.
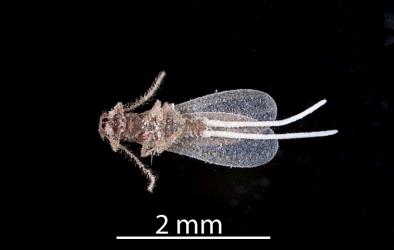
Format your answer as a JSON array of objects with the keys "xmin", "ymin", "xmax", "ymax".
[
  {"xmin": 175, "ymin": 89, "xmax": 277, "ymax": 121},
  {"xmin": 168, "ymin": 90, "xmax": 279, "ymax": 168}
]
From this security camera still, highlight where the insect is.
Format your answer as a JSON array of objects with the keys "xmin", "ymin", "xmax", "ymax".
[{"xmin": 98, "ymin": 71, "xmax": 338, "ymax": 192}]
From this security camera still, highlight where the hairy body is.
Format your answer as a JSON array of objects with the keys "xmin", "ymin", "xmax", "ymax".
[{"xmin": 98, "ymin": 71, "xmax": 337, "ymax": 192}]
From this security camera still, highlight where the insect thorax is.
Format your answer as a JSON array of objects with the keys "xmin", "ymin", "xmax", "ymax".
[{"xmin": 125, "ymin": 100, "xmax": 205, "ymax": 157}]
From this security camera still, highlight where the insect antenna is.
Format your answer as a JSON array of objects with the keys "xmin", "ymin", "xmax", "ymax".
[
  {"xmin": 124, "ymin": 71, "xmax": 166, "ymax": 112},
  {"xmin": 118, "ymin": 144, "xmax": 157, "ymax": 192}
]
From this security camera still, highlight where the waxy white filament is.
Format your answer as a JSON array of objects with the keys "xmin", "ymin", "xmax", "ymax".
[
  {"xmin": 205, "ymin": 99, "xmax": 327, "ymax": 128},
  {"xmin": 202, "ymin": 130, "xmax": 338, "ymax": 140},
  {"xmin": 203, "ymin": 99, "xmax": 338, "ymax": 140}
]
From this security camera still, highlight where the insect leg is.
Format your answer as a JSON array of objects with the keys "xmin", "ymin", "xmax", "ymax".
[
  {"xmin": 125, "ymin": 71, "xmax": 166, "ymax": 112},
  {"xmin": 118, "ymin": 144, "xmax": 157, "ymax": 192}
]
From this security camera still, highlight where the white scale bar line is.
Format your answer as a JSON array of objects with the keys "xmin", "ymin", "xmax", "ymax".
[{"xmin": 116, "ymin": 236, "xmax": 271, "ymax": 240}]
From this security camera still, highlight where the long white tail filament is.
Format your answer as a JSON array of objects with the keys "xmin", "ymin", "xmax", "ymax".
[
  {"xmin": 205, "ymin": 99, "xmax": 327, "ymax": 128},
  {"xmin": 203, "ymin": 99, "xmax": 337, "ymax": 140},
  {"xmin": 202, "ymin": 130, "xmax": 338, "ymax": 140}
]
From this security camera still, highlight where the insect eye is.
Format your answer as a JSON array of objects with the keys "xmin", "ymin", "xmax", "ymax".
[{"xmin": 101, "ymin": 118, "xmax": 109, "ymax": 129}]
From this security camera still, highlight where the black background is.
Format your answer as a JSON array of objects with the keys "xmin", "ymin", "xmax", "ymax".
[{"xmin": 19, "ymin": 0, "xmax": 392, "ymax": 248}]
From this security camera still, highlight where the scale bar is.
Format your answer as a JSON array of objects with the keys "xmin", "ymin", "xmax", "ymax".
[{"xmin": 116, "ymin": 236, "xmax": 271, "ymax": 240}]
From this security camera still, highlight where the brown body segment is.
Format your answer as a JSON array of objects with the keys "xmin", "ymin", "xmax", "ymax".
[{"xmin": 124, "ymin": 100, "xmax": 206, "ymax": 157}]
